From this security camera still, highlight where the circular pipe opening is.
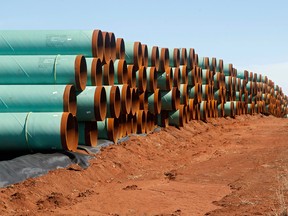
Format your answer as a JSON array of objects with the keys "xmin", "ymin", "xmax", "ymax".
[
  {"xmin": 155, "ymin": 88, "xmax": 162, "ymax": 114},
  {"xmin": 172, "ymin": 67, "xmax": 180, "ymax": 89},
  {"xmin": 94, "ymin": 86, "xmax": 107, "ymax": 121},
  {"xmin": 63, "ymin": 85, "xmax": 77, "ymax": 116},
  {"xmin": 188, "ymin": 48, "xmax": 195, "ymax": 67},
  {"xmin": 159, "ymin": 48, "xmax": 169, "ymax": 71},
  {"xmin": 109, "ymin": 32, "xmax": 116, "ymax": 60},
  {"xmin": 107, "ymin": 118, "xmax": 119, "ymax": 143},
  {"xmin": 151, "ymin": 46, "xmax": 160, "ymax": 70},
  {"xmin": 180, "ymin": 65, "xmax": 188, "ymax": 85},
  {"xmin": 194, "ymin": 54, "xmax": 199, "ymax": 67},
  {"xmin": 102, "ymin": 59, "xmax": 115, "ymax": 85},
  {"xmin": 60, "ymin": 112, "xmax": 77, "ymax": 152},
  {"xmin": 74, "ymin": 55, "xmax": 87, "ymax": 91},
  {"xmin": 130, "ymin": 87, "xmax": 140, "ymax": 115},
  {"xmin": 139, "ymin": 90, "xmax": 148, "ymax": 110},
  {"xmin": 85, "ymin": 121, "xmax": 98, "ymax": 147},
  {"xmin": 178, "ymin": 105, "xmax": 184, "ymax": 127},
  {"xmin": 102, "ymin": 31, "xmax": 111, "ymax": 64},
  {"xmin": 180, "ymin": 48, "xmax": 187, "ymax": 66},
  {"xmin": 121, "ymin": 84, "xmax": 132, "ymax": 114},
  {"xmin": 147, "ymin": 67, "xmax": 157, "ymax": 92},
  {"xmin": 173, "ymin": 48, "xmax": 180, "ymax": 67},
  {"xmin": 172, "ymin": 87, "xmax": 180, "ymax": 110},
  {"xmin": 116, "ymin": 38, "xmax": 125, "ymax": 59},
  {"xmin": 118, "ymin": 59, "xmax": 128, "ymax": 84},
  {"xmin": 92, "ymin": 29, "xmax": 104, "ymax": 61},
  {"xmin": 109, "ymin": 86, "xmax": 121, "ymax": 118},
  {"xmin": 136, "ymin": 110, "xmax": 146, "ymax": 134},
  {"xmin": 134, "ymin": 42, "xmax": 143, "ymax": 68},
  {"xmin": 165, "ymin": 67, "xmax": 173, "ymax": 90},
  {"xmin": 127, "ymin": 65, "xmax": 137, "ymax": 88},
  {"xmin": 142, "ymin": 44, "xmax": 148, "ymax": 67},
  {"xmin": 91, "ymin": 58, "xmax": 103, "ymax": 86},
  {"xmin": 181, "ymin": 84, "xmax": 188, "ymax": 106}
]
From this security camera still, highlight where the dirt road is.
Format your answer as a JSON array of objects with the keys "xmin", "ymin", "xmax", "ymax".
[{"xmin": 0, "ymin": 114, "xmax": 288, "ymax": 215}]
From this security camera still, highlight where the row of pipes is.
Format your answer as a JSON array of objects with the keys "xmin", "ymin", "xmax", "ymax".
[{"xmin": 0, "ymin": 30, "xmax": 286, "ymax": 152}]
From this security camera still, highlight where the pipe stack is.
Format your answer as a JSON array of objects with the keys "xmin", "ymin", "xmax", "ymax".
[{"xmin": 0, "ymin": 29, "xmax": 286, "ymax": 153}]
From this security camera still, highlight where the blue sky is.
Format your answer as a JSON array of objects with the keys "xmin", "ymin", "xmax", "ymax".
[{"xmin": 1, "ymin": 0, "xmax": 287, "ymax": 94}]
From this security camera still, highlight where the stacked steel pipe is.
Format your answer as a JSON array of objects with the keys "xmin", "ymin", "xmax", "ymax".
[{"xmin": 0, "ymin": 29, "xmax": 286, "ymax": 152}]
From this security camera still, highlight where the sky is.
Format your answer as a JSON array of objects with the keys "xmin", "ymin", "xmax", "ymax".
[{"xmin": 0, "ymin": 0, "xmax": 287, "ymax": 95}]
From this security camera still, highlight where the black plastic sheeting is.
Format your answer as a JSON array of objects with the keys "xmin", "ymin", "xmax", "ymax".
[{"xmin": 0, "ymin": 129, "xmax": 159, "ymax": 188}]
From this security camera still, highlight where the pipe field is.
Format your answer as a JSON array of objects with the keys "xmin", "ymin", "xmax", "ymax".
[{"xmin": 0, "ymin": 29, "xmax": 286, "ymax": 152}]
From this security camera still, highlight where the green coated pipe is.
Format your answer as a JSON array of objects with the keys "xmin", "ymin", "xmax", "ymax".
[
  {"xmin": 103, "ymin": 85, "xmax": 121, "ymax": 118},
  {"xmin": 223, "ymin": 63, "xmax": 233, "ymax": 76},
  {"xmin": 237, "ymin": 70, "xmax": 248, "ymax": 82},
  {"xmin": 148, "ymin": 88, "xmax": 161, "ymax": 114},
  {"xmin": 146, "ymin": 67, "xmax": 157, "ymax": 92},
  {"xmin": 114, "ymin": 59, "xmax": 128, "ymax": 85},
  {"xmin": 168, "ymin": 104, "xmax": 185, "ymax": 127},
  {"xmin": 198, "ymin": 57, "xmax": 209, "ymax": 69},
  {"xmin": 236, "ymin": 91, "xmax": 242, "ymax": 102},
  {"xmin": 0, "ymin": 55, "xmax": 87, "ymax": 91},
  {"xmin": 85, "ymin": 57, "xmax": 102, "ymax": 86},
  {"xmin": 0, "ymin": 85, "xmax": 77, "ymax": 115},
  {"xmin": 97, "ymin": 118, "xmax": 119, "ymax": 143},
  {"xmin": 0, "ymin": 112, "xmax": 77, "ymax": 152},
  {"xmin": 201, "ymin": 85, "xmax": 210, "ymax": 101},
  {"xmin": 157, "ymin": 67, "xmax": 172, "ymax": 90},
  {"xmin": 201, "ymin": 69, "xmax": 212, "ymax": 85},
  {"xmin": 214, "ymin": 88, "xmax": 223, "ymax": 103},
  {"xmin": 0, "ymin": 30, "xmax": 104, "ymax": 60},
  {"xmin": 169, "ymin": 48, "xmax": 180, "ymax": 67},
  {"xmin": 160, "ymin": 87, "xmax": 180, "ymax": 111},
  {"xmin": 224, "ymin": 102, "xmax": 235, "ymax": 117},
  {"xmin": 125, "ymin": 41, "xmax": 142, "ymax": 67},
  {"xmin": 78, "ymin": 121, "xmax": 97, "ymax": 147},
  {"xmin": 76, "ymin": 86, "xmax": 107, "ymax": 121}
]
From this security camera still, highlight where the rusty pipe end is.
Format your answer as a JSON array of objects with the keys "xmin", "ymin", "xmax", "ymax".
[
  {"xmin": 60, "ymin": 112, "xmax": 78, "ymax": 152},
  {"xmin": 127, "ymin": 65, "xmax": 137, "ymax": 88},
  {"xmin": 134, "ymin": 41, "xmax": 143, "ymax": 68},
  {"xmin": 102, "ymin": 59, "xmax": 115, "ymax": 85},
  {"xmin": 91, "ymin": 58, "xmax": 103, "ymax": 86},
  {"xmin": 148, "ymin": 67, "xmax": 157, "ymax": 92},
  {"xmin": 159, "ymin": 48, "xmax": 169, "ymax": 71},
  {"xmin": 151, "ymin": 46, "xmax": 160, "ymax": 71},
  {"xmin": 74, "ymin": 55, "xmax": 87, "ymax": 91},
  {"xmin": 173, "ymin": 67, "xmax": 181, "ymax": 89},
  {"xmin": 108, "ymin": 32, "xmax": 116, "ymax": 60},
  {"xmin": 139, "ymin": 90, "xmax": 148, "ymax": 111},
  {"xmin": 130, "ymin": 87, "xmax": 140, "ymax": 115},
  {"xmin": 84, "ymin": 121, "xmax": 98, "ymax": 147},
  {"xmin": 138, "ymin": 66, "xmax": 147, "ymax": 92},
  {"xmin": 117, "ymin": 59, "xmax": 128, "ymax": 84},
  {"xmin": 94, "ymin": 86, "xmax": 107, "ymax": 121},
  {"xmin": 142, "ymin": 44, "xmax": 149, "ymax": 67},
  {"xmin": 116, "ymin": 38, "xmax": 125, "ymax": 59},
  {"xmin": 102, "ymin": 31, "xmax": 111, "ymax": 64},
  {"xmin": 109, "ymin": 86, "xmax": 121, "ymax": 118},
  {"xmin": 107, "ymin": 118, "xmax": 119, "ymax": 144},
  {"xmin": 172, "ymin": 87, "xmax": 180, "ymax": 110},
  {"xmin": 155, "ymin": 88, "xmax": 162, "ymax": 114},
  {"xmin": 63, "ymin": 85, "xmax": 77, "ymax": 116},
  {"xmin": 92, "ymin": 29, "xmax": 104, "ymax": 61},
  {"xmin": 121, "ymin": 84, "xmax": 132, "ymax": 114}
]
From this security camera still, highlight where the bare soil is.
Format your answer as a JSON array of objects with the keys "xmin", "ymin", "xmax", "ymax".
[{"xmin": 0, "ymin": 114, "xmax": 288, "ymax": 216}]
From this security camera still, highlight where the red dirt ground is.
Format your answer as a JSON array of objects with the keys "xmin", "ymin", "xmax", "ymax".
[{"xmin": 0, "ymin": 114, "xmax": 288, "ymax": 216}]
